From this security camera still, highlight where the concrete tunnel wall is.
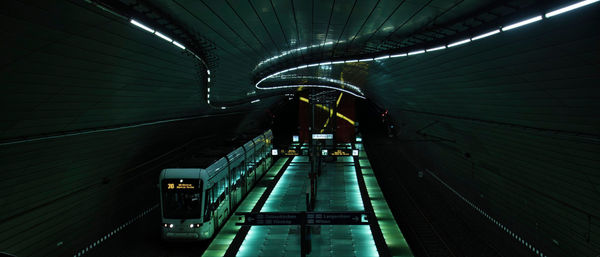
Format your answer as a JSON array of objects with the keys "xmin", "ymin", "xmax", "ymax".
[
  {"xmin": 0, "ymin": 2, "xmax": 271, "ymax": 256},
  {"xmin": 359, "ymin": 8, "xmax": 600, "ymax": 257}
]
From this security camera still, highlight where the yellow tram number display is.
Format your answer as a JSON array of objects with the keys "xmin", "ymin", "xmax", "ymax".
[{"xmin": 164, "ymin": 179, "xmax": 198, "ymax": 190}]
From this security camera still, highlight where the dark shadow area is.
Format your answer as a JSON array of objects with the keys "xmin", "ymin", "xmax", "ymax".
[{"xmin": 358, "ymin": 100, "xmax": 534, "ymax": 257}]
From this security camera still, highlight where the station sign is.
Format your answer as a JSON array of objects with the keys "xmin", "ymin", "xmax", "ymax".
[
  {"xmin": 306, "ymin": 212, "xmax": 368, "ymax": 225},
  {"xmin": 237, "ymin": 212, "xmax": 304, "ymax": 225},
  {"xmin": 236, "ymin": 211, "xmax": 369, "ymax": 226},
  {"xmin": 321, "ymin": 149, "xmax": 359, "ymax": 156},
  {"xmin": 311, "ymin": 134, "xmax": 333, "ymax": 140},
  {"xmin": 272, "ymin": 149, "xmax": 307, "ymax": 156}
]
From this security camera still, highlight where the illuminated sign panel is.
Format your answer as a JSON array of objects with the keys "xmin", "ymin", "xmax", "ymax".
[
  {"xmin": 312, "ymin": 134, "xmax": 333, "ymax": 140},
  {"xmin": 280, "ymin": 149, "xmax": 301, "ymax": 156},
  {"xmin": 163, "ymin": 179, "xmax": 198, "ymax": 190},
  {"xmin": 292, "ymin": 135, "xmax": 299, "ymax": 142},
  {"xmin": 321, "ymin": 149, "xmax": 359, "ymax": 157},
  {"xmin": 330, "ymin": 149, "xmax": 351, "ymax": 156}
]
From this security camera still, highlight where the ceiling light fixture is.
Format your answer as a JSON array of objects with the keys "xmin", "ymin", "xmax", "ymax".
[
  {"xmin": 448, "ymin": 39, "xmax": 471, "ymax": 47},
  {"xmin": 130, "ymin": 19, "xmax": 154, "ymax": 33},
  {"xmin": 502, "ymin": 16, "xmax": 542, "ymax": 31},
  {"xmin": 426, "ymin": 46, "xmax": 446, "ymax": 52},
  {"xmin": 408, "ymin": 50, "xmax": 425, "ymax": 55},
  {"xmin": 154, "ymin": 31, "xmax": 173, "ymax": 42},
  {"xmin": 172, "ymin": 41, "xmax": 186, "ymax": 50},
  {"xmin": 471, "ymin": 29, "xmax": 501, "ymax": 41},
  {"xmin": 546, "ymin": 0, "xmax": 599, "ymax": 18}
]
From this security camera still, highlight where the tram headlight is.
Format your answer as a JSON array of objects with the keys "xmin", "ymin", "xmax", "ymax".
[{"xmin": 163, "ymin": 223, "xmax": 174, "ymax": 228}]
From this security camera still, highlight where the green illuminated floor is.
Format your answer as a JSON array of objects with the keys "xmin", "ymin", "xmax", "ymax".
[
  {"xmin": 207, "ymin": 143, "xmax": 413, "ymax": 257},
  {"xmin": 202, "ymin": 157, "xmax": 288, "ymax": 257},
  {"xmin": 308, "ymin": 155, "xmax": 377, "ymax": 256},
  {"xmin": 356, "ymin": 143, "xmax": 414, "ymax": 257},
  {"xmin": 238, "ymin": 156, "xmax": 308, "ymax": 256},
  {"xmin": 237, "ymin": 148, "xmax": 379, "ymax": 257}
]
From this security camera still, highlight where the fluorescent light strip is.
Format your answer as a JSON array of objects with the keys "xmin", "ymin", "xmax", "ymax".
[
  {"xmin": 207, "ymin": 77, "xmax": 211, "ymax": 82},
  {"xmin": 172, "ymin": 41, "xmax": 185, "ymax": 50},
  {"xmin": 426, "ymin": 46, "xmax": 446, "ymax": 52},
  {"xmin": 448, "ymin": 38, "xmax": 471, "ymax": 47},
  {"xmin": 256, "ymin": 41, "xmax": 335, "ymax": 68},
  {"xmin": 251, "ymin": 99, "xmax": 260, "ymax": 103},
  {"xmin": 546, "ymin": 0, "xmax": 599, "ymax": 18},
  {"xmin": 390, "ymin": 53, "xmax": 407, "ymax": 58},
  {"xmin": 254, "ymin": 1, "xmax": 600, "ymax": 102},
  {"xmin": 279, "ymin": 75, "xmax": 362, "ymax": 93},
  {"xmin": 257, "ymin": 84, "xmax": 366, "ymax": 99},
  {"xmin": 502, "ymin": 15, "xmax": 542, "ymax": 31},
  {"xmin": 471, "ymin": 29, "xmax": 501, "ymax": 41},
  {"xmin": 221, "ymin": 107, "xmax": 227, "ymax": 110},
  {"xmin": 130, "ymin": 19, "xmax": 154, "ymax": 33},
  {"xmin": 408, "ymin": 50, "xmax": 425, "ymax": 55},
  {"xmin": 207, "ymin": 70, "xmax": 210, "ymax": 75},
  {"xmin": 154, "ymin": 31, "xmax": 173, "ymax": 42}
]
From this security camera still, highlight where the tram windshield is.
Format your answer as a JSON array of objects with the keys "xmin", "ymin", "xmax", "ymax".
[{"xmin": 161, "ymin": 179, "xmax": 203, "ymax": 219}]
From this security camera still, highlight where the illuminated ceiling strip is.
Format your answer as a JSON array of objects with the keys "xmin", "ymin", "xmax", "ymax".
[
  {"xmin": 408, "ymin": 50, "xmax": 425, "ymax": 55},
  {"xmin": 259, "ymin": 84, "xmax": 365, "ymax": 99},
  {"xmin": 254, "ymin": 1, "xmax": 598, "ymax": 94},
  {"xmin": 130, "ymin": 19, "xmax": 154, "ymax": 33},
  {"xmin": 154, "ymin": 31, "xmax": 173, "ymax": 42},
  {"xmin": 278, "ymin": 75, "xmax": 363, "ymax": 93},
  {"xmin": 447, "ymin": 38, "xmax": 471, "ymax": 47},
  {"xmin": 501, "ymin": 16, "xmax": 542, "ymax": 31},
  {"xmin": 426, "ymin": 46, "xmax": 446, "ymax": 52},
  {"xmin": 172, "ymin": 41, "xmax": 185, "ymax": 50},
  {"xmin": 251, "ymin": 99, "xmax": 260, "ymax": 103},
  {"xmin": 255, "ymin": 41, "xmax": 335, "ymax": 69},
  {"xmin": 124, "ymin": 17, "xmax": 212, "ymax": 106},
  {"xmin": 471, "ymin": 29, "xmax": 501, "ymax": 41},
  {"xmin": 546, "ymin": 0, "xmax": 599, "ymax": 17},
  {"xmin": 391, "ymin": 53, "xmax": 407, "ymax": 58},
  {"xmin": 299, "ymin": 97, "xmax": 356, "ymax": 125}
]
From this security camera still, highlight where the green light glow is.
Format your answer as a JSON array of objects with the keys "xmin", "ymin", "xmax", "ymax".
[
  {"xmin": 202, "ymin": 158, "xmax": 288, "ymax": 257},
  {"xmin": 359, "ymin": 150, "xmax": 414, "ymax": 256}
]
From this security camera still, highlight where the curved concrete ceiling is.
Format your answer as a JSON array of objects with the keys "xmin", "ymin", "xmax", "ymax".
[{"xmin": 1, "ymin": 0, "xmax": 599, "ymax": 256}]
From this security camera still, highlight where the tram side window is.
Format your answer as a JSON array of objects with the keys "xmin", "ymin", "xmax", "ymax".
[{"xmin": 204, "ymin": 188, "xmax": 213, "ymax": 222}]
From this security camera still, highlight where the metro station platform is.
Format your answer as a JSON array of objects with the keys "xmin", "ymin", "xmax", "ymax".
[{"xmin": 203, "ymin": 142, "xmax": 413, "ymax": 257}]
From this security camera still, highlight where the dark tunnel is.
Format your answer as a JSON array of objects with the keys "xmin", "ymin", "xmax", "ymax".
[{"xmin": 1, "ymin": 1, "xmax": 599, "ymax": 257}]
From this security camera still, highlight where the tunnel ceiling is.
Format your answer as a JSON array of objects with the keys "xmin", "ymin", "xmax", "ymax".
[{"xmin": 136, "ymin": 0, "xmax": 560, "ymax": 102}]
